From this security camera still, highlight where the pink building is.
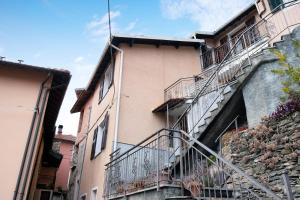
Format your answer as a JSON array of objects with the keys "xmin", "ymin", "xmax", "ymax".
[{"xmin": 52, "ymin": 125, "xmax": 76, "ymax": 199}]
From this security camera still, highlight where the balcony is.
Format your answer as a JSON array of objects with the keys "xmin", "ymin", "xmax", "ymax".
[{"xmin": 164, "ymin": 23, "xmax": 269, "ymax": 103}]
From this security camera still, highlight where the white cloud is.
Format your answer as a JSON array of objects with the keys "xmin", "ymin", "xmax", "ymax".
[
  {"xmin": 125, "ymin": 20, "xmax": 138, "ymax": 32},
  {"xmin": 86, "ymin": 11, "xmax": 139, "ymax": 41},
  {"xmin": 33, "ymin": 52, "xmax": 41, "ymax": 58},
  {"xmin": 0, "ymin": 47, "xmax": 4, "ymax": 55},
  {"xmin": 87, "ymin": 11, "xmax": 120, "ymax": 30},
  {"xmin": 74, "ymin": 56, "xmax": 84, "ymax": 63},
  {"xmin": 160, "ymin": 0, "xmax": 253, "ymax": 32},
  {"xmin": 86, "ymin": 11, "xmax": 120, "ymax": 41}
]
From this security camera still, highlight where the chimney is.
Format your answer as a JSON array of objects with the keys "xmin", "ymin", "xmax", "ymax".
[{"xmin": 58, "ymin": 125, "xmax": 63, "ymax": 135}]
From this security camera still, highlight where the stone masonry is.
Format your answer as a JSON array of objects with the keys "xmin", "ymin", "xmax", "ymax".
[{"xmin": 223, "ymin": 111, "xmax": 300, "ymax": 199}]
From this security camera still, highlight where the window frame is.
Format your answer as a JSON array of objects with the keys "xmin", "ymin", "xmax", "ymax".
[
  {"xmin": 268, "ymin": 0, "xmax": 283, "ymax": 12},
  {"xmin": 90, "ymin": 114, "xmax": 109, "ymax": 160},
  {"xmin": 80, "ymin": 193, "xmax": 87, "ymax": 200},
  {"xmin": 90, "ymin": 187, "xmax": 98, "ymax": 200},
  {"xmin": 98, "ymin": 63, "xmax": 114, "ymax": 104}
]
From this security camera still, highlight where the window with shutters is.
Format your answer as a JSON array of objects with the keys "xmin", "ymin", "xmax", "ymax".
[
  {"xmin": 99, "ymin": 64, "xmax": 113, "ymax": 103},
  {"xmin": 268, "ymin": 0, "xmax": 283, "ymax": 11},
  {"xmin": 90, "ymin": 114, "xmax": 109, "ymax": 160}
]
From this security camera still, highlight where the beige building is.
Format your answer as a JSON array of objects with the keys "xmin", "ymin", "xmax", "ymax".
[
  {"xmin": 0, "ymin": 60, "xmax": 71, "ymax": 200},
  {"xmin": 69, "ymin": 36, "xmax": 202, "ymax": 199},
  {"xmin": 70, "ymin": 0, "xmax": 300, "ymax": 200}
]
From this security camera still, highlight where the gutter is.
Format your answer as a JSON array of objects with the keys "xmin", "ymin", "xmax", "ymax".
[
  {"xmin": 110, "ymin": 44, "xmax": 124, "ymax": 151},
  {"xmin": 13, "ymin": 73, "xmax": 51, "ymax": 200}
]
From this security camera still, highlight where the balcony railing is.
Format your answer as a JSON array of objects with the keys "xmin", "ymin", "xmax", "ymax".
[
  {"xmin": 104, "ymin": 129, "xmax": 281, "ymax": 199},
  {"xmin": 164, "ymin": 24, "xmax": 269, "ymax": 102},
  {"xmin": 172, "ymin": 0, "xmax": 300, "ymax": 137}
]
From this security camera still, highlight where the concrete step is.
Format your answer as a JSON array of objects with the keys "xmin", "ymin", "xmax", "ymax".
[{"xmin": 165, "ymin": 196, "xmax": 194, "ymax": 200}]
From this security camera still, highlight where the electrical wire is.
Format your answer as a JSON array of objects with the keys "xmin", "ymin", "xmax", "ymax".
[{"xmin": 107, "ymin": 0, "xmax": 116, "ymax": 107}]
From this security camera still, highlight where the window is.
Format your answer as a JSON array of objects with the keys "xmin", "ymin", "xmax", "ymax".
[
  {"xmin": 268, "ymin": 0, "xmax": 283, "ymax": 11},
  {"xmin": 40, "ymin": 190, "xmax": 53, "ymax": 200},
  {"xmin": 91, "ymin": 188, "xmax": 98, "ymax": 200},
  {"xmin": 99, "ymin": 64, "xmax": 113, "ymax": 102},
  {"xmin": 80, "ymin": 193, "xmax": 87, "ymax": 200},
  {"xmin": 91, "ymin": 114, "xmax": 109, "ymax": 159}
]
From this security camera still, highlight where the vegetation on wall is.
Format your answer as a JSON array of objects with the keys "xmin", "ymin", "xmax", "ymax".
[
  {"xmin": 269, "ymin": 40, "xmax": 300, "ymax": 120},
  {"xmin": 271, "ymin": 40, "xmax": 300, "ymax": 100}
]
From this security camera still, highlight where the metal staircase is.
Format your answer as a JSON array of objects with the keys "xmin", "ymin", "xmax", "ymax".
[
  {"xmin": 104, "ymin": 129, "xmax": 281, "ymax": 200},
  {"xmin": 103, "ymin": 2, "xmax": 300, "ymax": 200}
]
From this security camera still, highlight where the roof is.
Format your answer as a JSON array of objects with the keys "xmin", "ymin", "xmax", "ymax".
[
  {"xmin": 54, "ymin": 134, "xmax": 76, "ymax": 143},
  {"xmin": 70, "ymin": 35, "xmax": 203, "ymax": 113},
  {"xmin": 193, "ymin": 3, "xmax": 256, "ymax": 39},
  {"xmin": 0, "ymin": 60, "xmax": 71, "ymax": 160}
]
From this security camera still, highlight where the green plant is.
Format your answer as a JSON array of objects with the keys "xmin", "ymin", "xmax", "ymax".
[
  {"xmin": 207, "ymin": 155, "xmax": 216, "ymax": 166},
  {"xmin": 270, "ymin": 40, "xmax": 300, "ymax": 101}
]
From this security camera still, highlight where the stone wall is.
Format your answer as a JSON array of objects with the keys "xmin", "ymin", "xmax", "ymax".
[
  {"xmin": 243, "ymin": 26, "xmax": 300, "ymax": 128},
  {"xmin": 223, "ymin": 111, "xmax": 300, "ymax": 199}
]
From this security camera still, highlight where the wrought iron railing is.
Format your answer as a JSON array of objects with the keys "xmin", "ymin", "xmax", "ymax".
[
  {"xmin": 104, "ymin": 2, "xmax": 300, "ymax": 199},
  {"xmin": 172, "ymin": 1, "xmax": 300, "ymax": 136},
  {"xmin": 164, "ymin": 0, "xmax": 300, "ymax": 102},
  {"xmin": 104, "ymin": 129, "xmax": 281, "ymax": 199}
]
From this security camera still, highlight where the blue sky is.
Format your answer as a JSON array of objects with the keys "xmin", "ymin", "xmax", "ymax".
[{"xmin": 0, "ymin": 0, "xmax": 252, "ymax": 135}]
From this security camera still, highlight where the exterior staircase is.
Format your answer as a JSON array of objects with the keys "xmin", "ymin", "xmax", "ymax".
[{"xmin": 103, "ymin": 3, "xmax": 300, "ymax": 200}]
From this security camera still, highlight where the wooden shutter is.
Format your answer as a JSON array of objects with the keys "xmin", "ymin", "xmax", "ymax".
[
  {"xmin": 99, "ymin": 76, "xmax": 104, "ymax": 102},
  {"xmin": 90, "ymin": 127, "xmax": 98, "ymax": 160},
  {"xmin": 101, "ymin": 115, "xmax": 109, "ymax": 150}
]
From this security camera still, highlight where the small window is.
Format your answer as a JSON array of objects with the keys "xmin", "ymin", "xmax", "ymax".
[
  {"xmin": 91, "ymin": 188, "xmax": 97, "ymax": 200},
  {"xmin": 90, "ymin": 114, "xmax": 109, "ymax": 159},
  {"xmin": 99, "ymin": 64, "xmax": 113, "ymax": 102},
  {"xmin": 80, "ymin": 193, "xmax": 87, "ymax": 200},
  {"xmin": 268, "ymin": 0, "xmax": 283, "ymax": 11}
]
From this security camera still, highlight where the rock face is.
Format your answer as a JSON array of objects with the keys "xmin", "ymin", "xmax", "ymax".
[
  {"xmin": 223, "ymin": 111, "xmax": 300, "ymax": 199},
  {"xmin": 242, "ymin": 26, "xmax": 300, "ymax": 128}
]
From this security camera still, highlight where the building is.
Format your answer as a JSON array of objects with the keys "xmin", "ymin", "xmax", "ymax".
[
  {"xmin": 52, "ymin": 125, "xmax": 76, "ymax": 199},
  {"xmin": 69, "ymin": 36, "xmax": 203, "ymax": 199},
  {"xmin": 0, "ymin": 60, "xmax": 71, "ymax": 200},
  {"xmin": 70, "ymin": 0, "xmax": 300, "ymax": 199}
]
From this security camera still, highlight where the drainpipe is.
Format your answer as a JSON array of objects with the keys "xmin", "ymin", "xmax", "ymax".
[
  {"xmin": 110, "ymin": 44, "xmax": 124, "ymax": 151},
  {"xmin": 13, "ymin": 73, "xmax": 51, "ymax": 200},
  {"xmin": 18, "ymin": 76, "xmax": 52, "ymax": 200}
]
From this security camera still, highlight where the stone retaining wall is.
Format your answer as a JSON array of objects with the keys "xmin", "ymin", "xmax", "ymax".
[{"xmin": 223, "ymin": 111, "xmax": 300, "ymax": 199}]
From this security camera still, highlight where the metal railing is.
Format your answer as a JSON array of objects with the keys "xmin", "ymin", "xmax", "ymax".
[
  {"xmin": 104, "ymin": 129, "xmax": 281, "ymax": 199},
  {"xmin": 172, "ymin": 1, "xmax": 300, "ymax": 136},
  {"xmin": 164, "ymin": 0, "xmax": 300, "ymax": 102},
  {"xmin": 104, "ymin": 2, "xmax": 300, "ymax": 199}
]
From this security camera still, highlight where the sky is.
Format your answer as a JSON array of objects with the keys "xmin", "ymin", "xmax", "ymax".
[{"xmin": 0, "ymin": 0, "xmax": 253, "ymax": 135}]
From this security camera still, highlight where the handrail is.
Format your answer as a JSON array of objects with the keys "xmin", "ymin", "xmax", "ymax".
[
  {"xmin": 104, "ymin": 128, "xmax": 282, "ymax": 199},
  {"xmin": 104, "ymin": 3, "xmax": 299, "ymax": 199},
  {"xmin": 214, "ymin": 115, "xmax": 239, "ymax": 143},
  {"xmin": 165, "ymin": 0, "xmax": 299, "ymax": 102},
  {"xmin": 105, "ymin": 128, "xmax": 168, "ymax": 166},
  {"xmin": 171, "ymin": 0, "xmax": 299, "ymax": 130},
  {"xmin": 178, "ymin": 129, "xmax": 281, "ymax": 200},
  {"xmin": 164, "ymin": 76, "xmax": 195, "ymax": 92}
]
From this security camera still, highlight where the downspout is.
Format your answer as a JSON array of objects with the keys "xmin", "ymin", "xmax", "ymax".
[
  {"xmin": 110, "ymin": 44, "xmax": 124, "ymax": 151},
  {"xmin": 13, "ymin": 73, "xmax": 51, "ymax": 200},
  {"xmin": 19, "ymin": 77, "xmax": 51, "ymax": 200}
]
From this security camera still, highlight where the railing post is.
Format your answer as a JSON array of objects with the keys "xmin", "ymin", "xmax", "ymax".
[
  {"xmin": 156, "ymin": 132, "xmax": 160, "ymax": 191},
  {"xmin": 211, "ymin": 48, "xmax": 216, "ymax": 65},
  {"xmin": 243, "ymin": 34, "xmax": 251, "ymax": 66},
  {"xmin": 179, "ymin": 132, "xmax": 184, "ymax": 195},
  {"xmin": 282, "ymin": 171, "xmax": 294, "ymax": 200}
]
